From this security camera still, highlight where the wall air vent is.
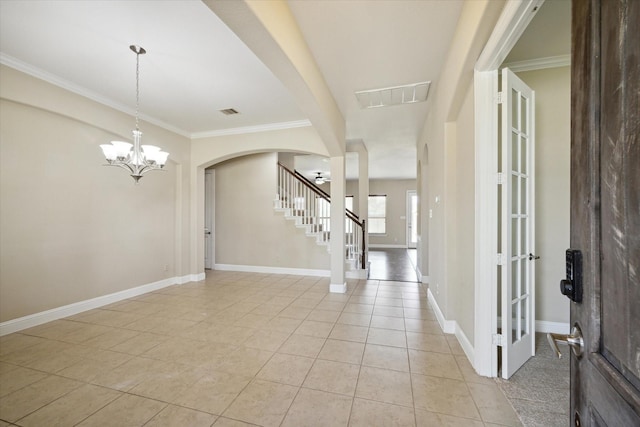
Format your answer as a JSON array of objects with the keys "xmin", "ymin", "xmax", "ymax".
[
  {"xmin": 219, "ymin": 108, "xmax": 239, "ymax": 115},
  {"xmin": 355, "ymin": 81, "xmax": 431, "ymax": 109}
]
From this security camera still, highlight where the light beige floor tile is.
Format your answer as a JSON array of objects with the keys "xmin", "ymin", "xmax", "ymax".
[
  {"xmin": 241, "ymin": 329, "xmax": 290, "ymax": 352},
  {"xmin": 213, "ymin": 417, "xmax": 259, "ymax": 426},
  {"xmin": 145, "ymin": 404, "xmax": 218, "ymax": 427},
  {"xmin": 108, "ymin": 332, "xmax": 169, "ymax": 355},
  {"xmin": 315, "ymin": 301, "xmax": 346, "ymax": 311},
  {"xmin": 406, "ymin": 332, "xmax": 451, "ymax": 354},
  {"xmin": 404, "ymin": 319, "xmax": 442, "ymax": 334},
  {"xmin": 289, "ymin": 298, "xmax": 320, "ymax": 309},
  {"xmin": 367, "ymin": 328, "xmax": 407, "ymax": 348},
  {"xmin": 250, "ymin": 304, "xmax": 283, "ymax": 316},
  {"xmin": 279, "ymin": 306, "xmax": 312, "ymax": 320},
  {"xmin": 349, "ymin": 398, "xmax": 415, "ymax": 427},
  {"xmin": 256, "ymin": 353, "xmax": 314, "ymax": 386},
  {"xmin": 467, "ymin": 382, "xmax": 522, "ymax": 426},
  {"xmin": 0, "ymin": 365, "xmax": 48, "ymax": 397},
  {"xmin": 343, "ymin": 303, "xmax": 374, "ymax": 314},
  {"xmin": 208, "ymin": 326, "xmax": 256, "ymax": 346},
  {"xmin": 415, "ymin": 409, "xmax": 485, "ymax": 427},
  {"xmin": 402, "ymin": 299, "xmax": 429, "ymax": 309},
  {"xmin": 403, "ymin": 308, "xmax": 437, "ymax": 320},
  {"xmin": 262, "ymin": 316, "xmax": 303, "ymax": 334},
  {"xmin": 303, "ymin": 359, "xmax": 360, "ymax": 396},
  {"xmin": 80, "ymin": 327, "xmax": 140, "ymax": 349},
  {"xmin": 0, "ymin": 334, "xmax": 45, "ymax": 357},
  {"xmin": 454, "ymin": 354, "xmax": 496, "ymax": 385},
  {"xmin": 329, "ymin": 324, "xmax": 369, "ymax": 343},
  {"xmin": 73, "ymin": 309, "xmax": 145, "ymax": 328},
  {"xmin": 446, "ymin": 335, "xmax": 466, "ymax": 355},
  {"xmin": 411, "ymin": 374, "xmax": 481, "ymax": 420},
  {"xmin": 294, "ymin": 320, "xmax": 334, "ymax": 338},
  {"xmin": 337, "ymin": 312, "xmax": 372, "ymax": 327},
  {"xmin": 318, "ymin": 339, "xmax": 365, "ymax": 365},
  {"xmin": 355, "ymin": 366, "xmax": 413, "ymax": 407},
  {"xmin": 128, "ymin": 363, "xmax": 200, "ymax": 402},
  {"xmin": 374, "ymin": 297, "xmax": 404, "ymax": 307},
  {"xmin": 174, "ymin": 371, "xmax": 252, "ymax": 415},
  {"xmin": 57, "ymin": 353, "xmax": 131, "ymax": 382},
  {"xmin": 306, "ymin": 309, "xmax": 340, "ymax": 323},
  {"xmin": 277, "ymin": 334, "xmax": 326, "ymax": 358},
  {"xmin": 2, "ymin": 340, "xmax": 80, "ymax": 373},
  {"xmin": 76, "ymin": 393, "xmax": 166, "ymax": 426},
  {"xmin": 222, "ymin": 379, "xmax": 298, "ymax": 427},
  {"xmin": 234, "ymin": 313, "xmax": 274, "ymax": 329},
  {"xmin": 362, "ymin": 344, "xmax": 409, "ymax": 372},
  {"xmin": 216, "ymin": 347, "xmax": 274, "ymax": 377},
  {"xmin": 373, "ymin": 306, "xmax": 405, "ymax": 317},
  {"xmin": 0, "ymin": 375, "xmax": 82, "ymax": 422},
  {"xmin": 371, "ymin": 315, "xmax": 406, "ymax": 331},
  {"xmin": 17, "ymin": 383, "xmax": 121, "ymax": 427},
  {"xmin": 281, "ymin": 388, "xmax": 352, "ymax": 427},
  {"xmin": 408, "ymin": 349, "xmax": 463, "ymax": 380},
  {"xmin": 91, "ymin": 356, "xmax": 173, "ymax": 391},
  {"xmin": 349, "ymin": 296, "xmax": 376, "ymax": 305}
]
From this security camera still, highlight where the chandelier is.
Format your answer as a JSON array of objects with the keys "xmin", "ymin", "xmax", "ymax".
[{"xmin": 100, "ymin": 45, "xmax": 169, "ymax": 183}]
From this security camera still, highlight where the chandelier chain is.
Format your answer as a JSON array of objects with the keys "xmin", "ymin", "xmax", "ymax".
[{"xmin": 135, "ymin": 50, "xmax": 140, "ymax": 131}]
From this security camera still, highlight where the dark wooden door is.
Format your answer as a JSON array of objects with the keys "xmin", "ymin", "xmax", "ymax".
[{"xmin": 571, "ymin": 0, "xmax": 640, "ymax": 425}]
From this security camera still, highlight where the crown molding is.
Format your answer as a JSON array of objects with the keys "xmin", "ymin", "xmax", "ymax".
[
  {"xmin": 191, "ymin": 119, "xmax": 312, "ymax": 139},
  {"xmin": 502, "ymin": 54, "xmax": 571, "ymax": 72}
]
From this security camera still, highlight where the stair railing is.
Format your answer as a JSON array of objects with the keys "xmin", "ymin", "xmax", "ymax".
[{"xmin": 277, "ymin": 162, "xmax": 366, "ymax": 269}]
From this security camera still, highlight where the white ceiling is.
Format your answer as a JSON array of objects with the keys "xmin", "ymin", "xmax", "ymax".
[
  {"xmin": 0, "ymin": 0, "xmax": 465, "ymax": 181},
  {"xmin": 0, "ymin": 0, "xmax": 572, "ymax": 182}
]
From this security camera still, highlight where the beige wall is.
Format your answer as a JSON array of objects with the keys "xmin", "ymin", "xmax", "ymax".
[
  {"xmin": 517, "ymin": 66, "xmax": 570, "ymax": 324},
  {"xmin": 213, "ymin": 153, "xmax": 330, "ymax": 270},
  {"xmin": 0, "ymin": 66, "xmax": 191, "ymax": 322},
  {"xmin": 346, "ymin": 179, "xmax": 415, "ymax": 247},
  {"xmin": 449, "ymin": 84, "xmax": 476, "ymax": 343},
  {"xmin": 419, "ymin": 0, "xmax": 505, "ymax": 348}
]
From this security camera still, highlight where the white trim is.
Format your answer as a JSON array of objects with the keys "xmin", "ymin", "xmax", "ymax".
[
  {"xmin": 0, "ymin": 275, "xmax": 201, "ymax": 336},
  {"xmin": 422, "ymin": 275, "xmax": 430, "ymax": 284},
  {"xmin": 455, "ymin": 323, "xmax": 475, "ymax": 363},
  {"xmin": 0, "ymin": 53, "xmax": 191, "ymax": 138},
  {"xmin": 475, "ymin": 0, "xmax": 545, "ymax": 72},
  {"xmin": 214, "ymin": 263, "xmax": 329, "ymax": 277},
  {"xmin": 473, "ymin": 0, "xmax": 543, "ymax": 379},
  {"xmin": 368, "ymin": 244, "xmax": 408, "ymax": 249},
  {"xmin": 502, "ymin": 55, "xmax": 571, "ymax": 73},
  {"xmin": 330, "ymin": 283, "xmax": 347, "ymax": 293},
  {"xmin": 427, "ymin": 289, "xmax": 455, "ymax": 334},
  {"xmin": 536, "ymin": 320, "xmax": 570, "ymax": 334},
  {"xmin": 191, "ymin": 120, "xmax": 311, "ymax": 139}
]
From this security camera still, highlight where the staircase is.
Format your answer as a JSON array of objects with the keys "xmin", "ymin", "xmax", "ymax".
[{"xmin": 274, "ymin": 162, "xmax": 366, "ymax": 272}]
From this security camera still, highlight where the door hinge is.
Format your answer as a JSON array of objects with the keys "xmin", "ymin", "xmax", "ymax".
[
  {"xmin": 492, "ymin": 333, "xmax": 503, "ymax": 346},
  {"xmin": 496, "ymin": 91, "xmax": 503, "ymax": 104},
  {"xmin": 497, "ymin": 253, "xmax": 505, "ymax": 265},
  {"xmin": 496, "ymin": 172, "xmax": 504, "ymax": 185}
]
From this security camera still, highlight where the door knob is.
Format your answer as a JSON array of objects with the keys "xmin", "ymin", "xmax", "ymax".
[
  {"xmin": 547, "ymin": 324, "xmax": 584, "ymax": 359},
  {"xmin": 528, "ymin": 253, "xmax": 540, "ymax": 261}
]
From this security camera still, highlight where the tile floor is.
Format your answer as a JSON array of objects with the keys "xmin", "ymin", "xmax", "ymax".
[{"xmin": 1, "ymin": 271, "xmax": 523, "ymax": 426}]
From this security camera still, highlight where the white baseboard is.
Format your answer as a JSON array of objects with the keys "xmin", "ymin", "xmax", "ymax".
[
  {"xmin": 369, "ymin": 244, "xmax": 408, "ymax": 249},
  {"xmin": 427, "ymin": 289, "xmax": 456, "ymax": 334},
  {"xmin": 330, "ymin": 283, "xmax": 347, "ymax": 293},
  {"xmin": 0, "ymin": 274, "xmax": 201, "ymax": 336},
  {"xmin": 214, "ymin": 263, "xmax": 330, "ymax": 277},
  {"xmin": 535, "ymin": 320, "xmax": 570, "ymax": 334}
]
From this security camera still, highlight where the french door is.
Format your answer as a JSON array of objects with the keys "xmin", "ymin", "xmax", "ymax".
[{"xmin": 500, "ymin": 68, "xmax": 536, "ymax": 379}]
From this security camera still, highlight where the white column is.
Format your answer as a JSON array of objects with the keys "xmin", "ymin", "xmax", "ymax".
[{"xmin": 329, "ymin": 156, "xmax": 346, "ymax": 293}]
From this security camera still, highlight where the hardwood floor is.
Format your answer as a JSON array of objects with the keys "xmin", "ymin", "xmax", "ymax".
[{"xmin": 368, "ymin": 249, "xmax": 419, "ymax": 283}]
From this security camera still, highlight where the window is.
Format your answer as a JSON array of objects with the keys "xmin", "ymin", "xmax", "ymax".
[{"xmin": 368, "ymin": 195, "xmax": 386, "ymax": 234}]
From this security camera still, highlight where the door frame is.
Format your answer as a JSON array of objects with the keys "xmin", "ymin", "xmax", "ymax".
[
  {"xmin": 204, "ymin": 169, "xmax": 215, "ymax": 269},
  {"xmin": 473, "ymin": 0, "xmax": 544, "ymax": 377},
  {"xmin": 406, "ymin": 190, "xmax": 418, "ymax": 249}
]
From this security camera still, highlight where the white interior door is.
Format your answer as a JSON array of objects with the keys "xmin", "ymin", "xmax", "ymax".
[
  {"xmin": 500, "ymin": 68, "xmax": 535, "ymax": 379},
  {"xmin": 204, "ymin": 169, "xmax": 215, "ymax": 269},
  {"xmin": 407, "ymin": 191, "xmax": 418, "ymax": 249}
]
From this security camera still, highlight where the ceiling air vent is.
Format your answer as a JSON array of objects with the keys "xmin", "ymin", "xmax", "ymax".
[
  {"xmin": 219, "ymin": 108, "xmax": 239, "ymax": 115},
  {"xmin": 355, "ymin": 81, "xmax": 431, "ymax": 109}
]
